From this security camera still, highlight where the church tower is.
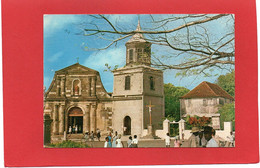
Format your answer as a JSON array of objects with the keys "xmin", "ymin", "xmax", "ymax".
[
  {"xmin": 112, "ymin": 21, "xmax": 165, "ymax": 137},
  {"xmin": 125, "ymin": 21, "xmax": 151, "ymax": 66}
]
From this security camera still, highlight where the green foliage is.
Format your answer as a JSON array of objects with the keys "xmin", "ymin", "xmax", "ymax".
[
  {"xmin": 216, "ymin": 70, "xmax": 235, "ymax": 97},
  {"xmin": 164, "ymin": 83, "xmax": 190, "ymax": 121},
  {"xmin": 104, "ymin": 63, "xmax": 119, "ymax": 72},
  {"xmin": 49, "ymin": 140, "xmax": 90, "ymax": 148},
  {"xmin": 218, "ymin": 103, "xmax": 235, "ymax": 131}
]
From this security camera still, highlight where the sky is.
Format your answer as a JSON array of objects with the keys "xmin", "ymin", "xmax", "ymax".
[{"xmin": 44, "ymin": 14, "xmax": 234, "ymax": 92}]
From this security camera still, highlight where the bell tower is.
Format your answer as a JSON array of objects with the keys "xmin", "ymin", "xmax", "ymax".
[
  {"xmin": 112, "ymin": 21, "xmax": 164, "ymax": 138},
  {"xmin": 125, "ymin": 21, "xmax": 151, "ymax": 66}
]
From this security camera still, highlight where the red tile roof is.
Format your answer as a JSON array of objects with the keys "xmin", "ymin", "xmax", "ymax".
[{"xmin": 181, "ymin": 81, "xmax": 234, "ymax": 100}]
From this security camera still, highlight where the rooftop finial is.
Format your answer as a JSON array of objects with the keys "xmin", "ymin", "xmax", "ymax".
[
  {"xmin": 76, "ymin": 57, "xmax": 79, "ymax": 63},
  {"xmin": 136, "ymin": 16, "xmax": 141, "ymax": 31}
]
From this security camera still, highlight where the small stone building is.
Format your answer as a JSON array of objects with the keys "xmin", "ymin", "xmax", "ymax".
[
  {"xmin": 44, "ymin": 64, "xmax": 113, "ymax": 136},
  {"xmin": 180, "ymin": 81, "xmax": 234, "ymax": 129}
]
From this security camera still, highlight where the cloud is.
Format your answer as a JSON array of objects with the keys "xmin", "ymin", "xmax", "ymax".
[
  {"xmin": 44, "ymin": 15, "xmax": 80, "ymax": 37},
  {"xmin": 83, "ymin": 46, "xmax": 125, "ymax": 71},
  {"xmin": 47, "ymin": 51, "xmax": 63, "ymax": 62}
]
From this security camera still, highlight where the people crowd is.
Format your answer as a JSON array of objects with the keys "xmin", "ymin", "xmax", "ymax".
[
  {"xmin": 187, "ymin": 126, "xmax": 234, "ymax": 147},
  {"xmin": 70, "ymin": 126, "xmax": 234, "ymax": 148},
  {"xmin": 103, "ymin": 130, "xmax": 139, "ymax": 148}
]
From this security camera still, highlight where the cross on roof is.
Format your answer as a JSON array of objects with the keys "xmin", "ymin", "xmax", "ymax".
[{"xmin": 76, "ymin": 57, "xmax": 79, "ymax": 63}]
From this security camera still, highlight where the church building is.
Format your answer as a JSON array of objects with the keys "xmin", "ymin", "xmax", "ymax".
[{"xmin": 44, "ymin": 22, "xmax": 165, "ymax": 140}]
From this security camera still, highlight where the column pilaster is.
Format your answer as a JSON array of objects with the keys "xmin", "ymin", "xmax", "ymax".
[
  {"xmin": 91, "ymin": 76, "xmax": 96, "ymax": 97},
  {"xmin": 59, "ymin": 104, "xmax": 65, "ymax": 135},
  {"xmin": 84, "ymin": 104, "xmax": 91, "ymax": 133},
  {"xmin": 90, "ymin": 104, "xmax": 96, "ymax": 133},
  {"xmin": 53, "ymin": 104, "xmax": 59, "ymax": 135}
]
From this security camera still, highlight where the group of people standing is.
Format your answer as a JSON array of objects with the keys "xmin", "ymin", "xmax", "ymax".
[
  {"xmin": 187, "ymin": 126, "xmax": 235, "ymax": 147},
  {"xmin": 68, "ymin": 125, "xmax": 78, "ymax": 135},
  {"xmin": 84, "ymin": 129, "xmax": 101, "ymax": 141},
  {"xmin": 165, "ymin": 133, "xmax": 181, "ymax": 147},
  {"xmin": 104, "ymin": 131, "xmax": 139, "ymax": 148}
]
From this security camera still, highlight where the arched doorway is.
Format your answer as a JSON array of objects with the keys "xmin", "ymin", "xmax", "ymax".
[
  {"xmin": 123, "ymin": 116, "xmax": 131, "ymax": 135},
  {"xmin": 68, "ymin": 107, "xmax": 83, "ymax": 134}
]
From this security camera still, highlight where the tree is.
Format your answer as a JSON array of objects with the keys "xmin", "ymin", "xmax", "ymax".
[
  {"xmin": 164, "ymin": 83, "xmax": 189, "ymax": 121},
  {"xmin": 218, "ymin": 103, "xmax": 235, "ymax": 131},
  {"xmin": 216, "ymin": 70, "xmax": 235, "ymax": 97},
  {"xmin": 81, "ymin": 14, "xmax": 234, "ymax": 76}
]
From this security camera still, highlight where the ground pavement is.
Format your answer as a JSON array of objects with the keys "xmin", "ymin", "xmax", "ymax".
[{"xmin": 51, "ymin": 134, "xmax": 230, "ymax": 148}]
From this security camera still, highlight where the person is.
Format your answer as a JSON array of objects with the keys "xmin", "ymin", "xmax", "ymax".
[
  {"xmin": 104, "ymin": 137, "xmax": 109, "ymax": 148},
  {"xmin": 204, "ymin": 126, "xmax": 219, "ymax": 147},
  {"xmin": 75, "ymin": 125, "xmax": 78, "ymax": 134},
  {"xmin": 227, "ymin": 132, "xmax": 235, "ymax": 147},
  {"xmin": 123, "ymin": 127, "xmax": 127, "ymax": 135},
  {"xmin": 116, "ymin": 134, "xmax": 124, "ymax": 148},
  {"xmin": 132, "ymin": 135, "xmax": 138, "ymax": 148},
  {"xmin": 187, "ymin": 127, "xmax": 200, "ymax": 147},
  {"xmin": 72, "ymin": 125, "xmax": 75, "ymax": 134},
  {"xmin": 96, "ymin": 129, "xmax": 101, "ymax": 141},
  {"xmin": 90, "ymin": 131, "xmax": 95, "ymax": 141},
  {"xmin": 127, "ymin": 136, "xmax": 132, "ymax": 147},
  {"xmin": 84, "ymin": 132, "xmax": 89, "ymax": 142},
  {"xmin": 112, "ymin": 131, "xmax": 118, "ymax": 147},
  {"xmin": 68, "ymin": 126, "xmax": 72, "ymax": 136},
  {"xmin": 108, "ymin": 132, "xmax": 112, "ymax": 147},
  {"xmin": 165, "ymin": 133, "xmax": 170, "ymax": 147},
  {"xmin": 198, "ymin": 130, "xmax": 207, "ymax": 147},
  {"xmin": 174, "ymin": 136, "xmax": 181, "ymax": 147}
]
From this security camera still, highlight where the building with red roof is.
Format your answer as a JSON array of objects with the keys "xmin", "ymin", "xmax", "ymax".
[{"xmin": 180, "ymin": 81, "xmax": 234, "ymax": 129}]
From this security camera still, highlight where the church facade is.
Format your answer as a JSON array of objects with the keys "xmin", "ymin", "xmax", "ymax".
[{"xmin": 44, "ymin": 22, "xmax": 165, "ymax": 139}]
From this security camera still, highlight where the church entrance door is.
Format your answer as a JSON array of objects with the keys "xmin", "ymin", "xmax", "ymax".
[
  {"xmin": 123, "ymin": 116, "xmax": 131, "ymax": 135},
  {"xmin": 68, "ymin": 107, "xmax": 84, "ymax": 134}
]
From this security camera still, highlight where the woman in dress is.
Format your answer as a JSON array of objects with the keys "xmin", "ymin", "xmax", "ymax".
[
  {"xmin": 107, "ymin": 132, "xmax": 112, "ymax": 147},
  {"xmin": 116, "ymin": 134, "xmax": 124, "ymax": 148},
  {"xmin": 112, "ymin": 131, "xmax": 118, "ymax": 147},
  {"xmin": 174, "ymin": 136, "xmax": 181, "ymax": 147}
]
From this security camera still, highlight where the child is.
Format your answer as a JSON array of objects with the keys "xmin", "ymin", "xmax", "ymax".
[
  {"xmin": 131, "ymin": 135, "xmax": 138, "ymax": 148},
  {"xmin": 104, "ymin": 137, "xmax": 109, "ymax": 148},
  {"xmin": 127, "ymin": 136, "xmax": 132, "ymax": 147},
  {"xmin": 165, "ymin": 133, "xmax": 170, "ymax": 147}
]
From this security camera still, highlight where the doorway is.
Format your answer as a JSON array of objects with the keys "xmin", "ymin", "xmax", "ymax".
[
  {"xmin": 123, "ymin": 116, "xmax": 131, "ymax": 135},
  {"xmin": 68, "ymin": 107, "xmax": 83, "ymax": 134}
]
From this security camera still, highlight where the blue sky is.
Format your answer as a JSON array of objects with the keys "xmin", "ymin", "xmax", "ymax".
[{"xmin": 44, "ymin": 14, "xmax": 234, "ymax": 92}]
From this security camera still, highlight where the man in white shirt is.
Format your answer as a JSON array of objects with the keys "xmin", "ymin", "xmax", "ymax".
[
  {"xmin": 132, "ymin": 135, "xmax": 138, "ymax": 148},
  {"xmin": 227, "ymin": 132, "xmax": 235, "ymax": 147},
  {"xmin": 204, "ymin": 126, "xmax": 219, "ymax": 147}
]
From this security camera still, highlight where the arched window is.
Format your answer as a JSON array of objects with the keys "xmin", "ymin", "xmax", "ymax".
[
  {"xmin": 125, "ymin": 76, "xmax": 131, "ymax": 90},
  {"xmin": 73, "ymin": 79, "xmax": 81, "ymax": 95},
  {"xmin": 123, "ymin": 116, "xmax": 131, "ymax": 135},
  {"xmin": 150, "ymin": 76, "xmax": 155, "ymax": 90},
  {"xmin": 129, "ymin": 49, "xmax": 133, "ymax": 63}
]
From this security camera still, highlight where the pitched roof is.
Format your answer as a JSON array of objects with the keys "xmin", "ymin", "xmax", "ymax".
[
  {"xmin": 56, "ymin": 63, "xmax": 98, "ymax": 73},
  {"xmin": 181, "ymin": 81, "xmax": 234, "ymax": 100},
  {"xmin": 126, "ymin": 21, "xmax": 148, "ymax": 43}
]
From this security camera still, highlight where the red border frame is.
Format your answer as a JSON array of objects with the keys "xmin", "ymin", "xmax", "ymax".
[{"xmin": 2, "ymin": 0, "xmax": 259, "ymax": 166}]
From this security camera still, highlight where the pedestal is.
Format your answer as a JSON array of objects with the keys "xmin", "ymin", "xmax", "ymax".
[{"xmin": 141, "ymin": 125, "xmax": 160, "ymax": 139}]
